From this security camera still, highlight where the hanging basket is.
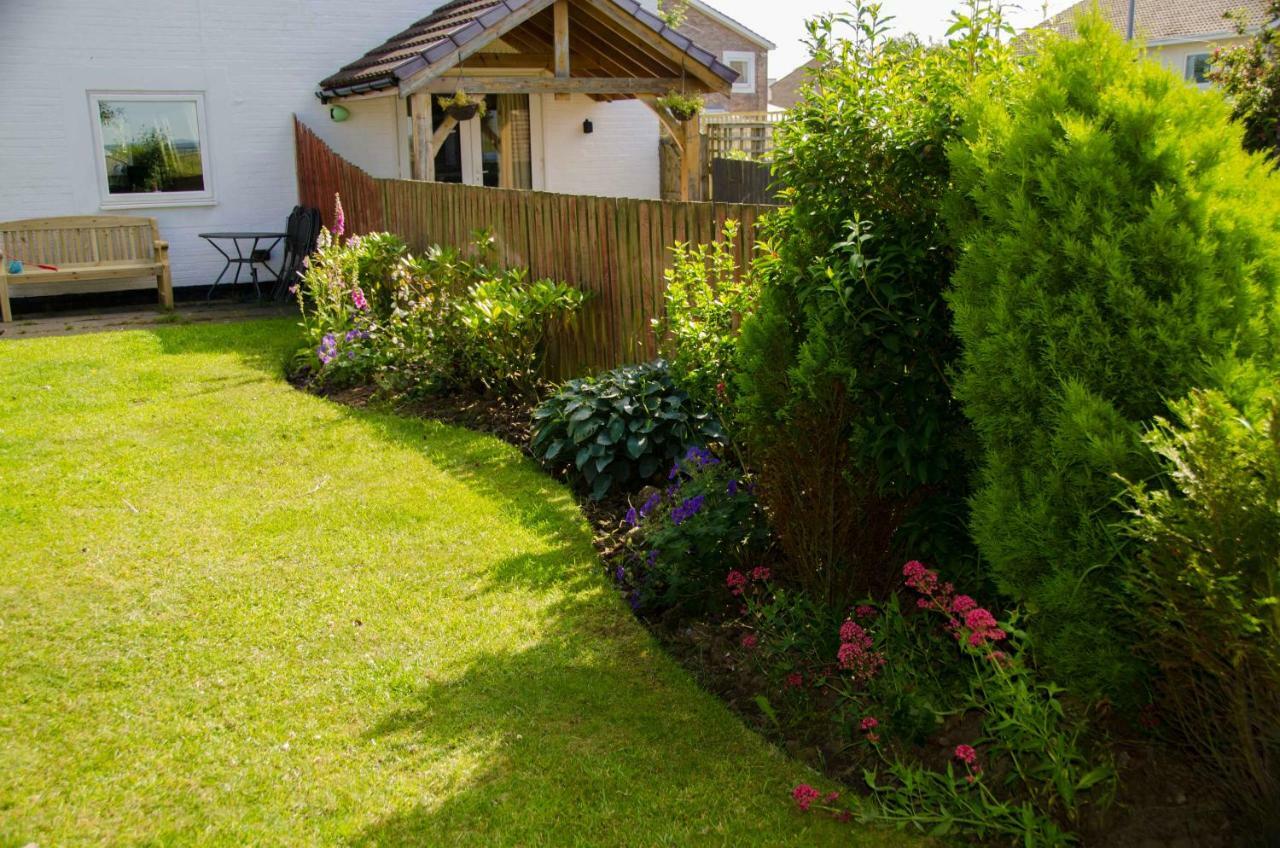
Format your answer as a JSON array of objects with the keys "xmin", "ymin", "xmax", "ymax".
[
  {"xmin": 668, "ymin": 105, "xmax": 700, "ymax": 123},
  {"xmin": 445, "ymin": 102, "xmax": 482, "ymax": 122}
]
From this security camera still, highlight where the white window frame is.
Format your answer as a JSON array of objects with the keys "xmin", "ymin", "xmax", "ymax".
[
  {"xmin": 1185, "ymin": 53, "xmax": 1212, "ymax": 87},
  {"xmin": 723, "ymin": 51, "xmax": 756, "ymax": 95},
  {"xmin": 88, "ymin": 90, "xmax": 215, "ymax": 209}
]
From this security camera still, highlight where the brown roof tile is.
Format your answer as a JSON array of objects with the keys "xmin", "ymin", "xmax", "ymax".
[{"xmin": 1036, "ymin": 0, "xmax": 1269, "ymax": 42}]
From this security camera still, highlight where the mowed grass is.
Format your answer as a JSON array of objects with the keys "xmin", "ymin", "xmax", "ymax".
[{"xmin": 0, "ymin": 320, "xmax": 907, "ymax": 846}]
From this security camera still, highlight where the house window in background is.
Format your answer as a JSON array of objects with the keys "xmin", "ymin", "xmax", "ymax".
[
  {"xmin": 1186, "ymin": 53, "xmax": 1212, "ymax": 85},
  {"xmin": 90, "ymin": 92, "xmax": 213, "ymax": 207},
  {"xmin": 723, "ymin": 51, "xmax": 756, "ymax": 95}
]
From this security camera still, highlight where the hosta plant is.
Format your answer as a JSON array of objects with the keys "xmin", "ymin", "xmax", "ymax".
[{"xmin": 530, "ymin": 360, "xmax": 723, "ymax": 500}]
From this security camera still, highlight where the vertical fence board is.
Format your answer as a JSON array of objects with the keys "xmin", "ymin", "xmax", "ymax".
[{"xmin": 295, "ymin": 116, "xmax": 774, "ymax": 377}]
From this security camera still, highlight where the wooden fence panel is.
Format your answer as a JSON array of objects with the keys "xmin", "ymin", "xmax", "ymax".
[{"xmin": 294, "ymin": 116, "xmax": 775, "ymax": 377}]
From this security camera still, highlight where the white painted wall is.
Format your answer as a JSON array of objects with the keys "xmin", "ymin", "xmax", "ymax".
[
  {"xmin": 539, "ymin": 95, "xmax": 661, "ymax": 199},
  {"xmin": 1149, "ymin": 36, "xmax": 1249, "ymax": 87},
  {"xmin": 0, "ymin": 0, "xmax": 664, "ymax": 290}
]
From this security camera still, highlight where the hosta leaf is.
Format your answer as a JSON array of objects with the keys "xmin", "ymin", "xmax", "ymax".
[
  {"xmin": 576, "ymin": 445, "xmax": 592, "ymax": 469},
  {"xmin": 543, "ymin": 439, "xmax": 567, "ymax": 461},
  {"xmin": 591, "ymin": 473, "xmax": 613, "ymax": 500},
  {"xmin": 626, "ymin": 435, "xmax": 647, "ymax": 459}
]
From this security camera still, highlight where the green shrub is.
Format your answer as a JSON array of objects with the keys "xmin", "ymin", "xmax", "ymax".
[
  {"xmin": 529, "ymin": 361, "xmax": 723, "ymax": 500},
  {"xmin": 945, "ymin": 12, "xmax": 1280, "ymax": 697},
  {"xmin": 295, "ymin": 226, "xmax": 584, "ymax": 398},
  {"xmin": 654, "ymin": 220, "xmax": 758, "ymax": 424},
  {"xmin": 618, "ymin": 448, "xmax": 769, "ymax": 614},
  {"xmin": 734, "ymin": 1, "xmax": 1013, "ymax": 606},
  {"xmin": 1124, "ymin": 386, "xmax": 1280, "ymax": 837}
]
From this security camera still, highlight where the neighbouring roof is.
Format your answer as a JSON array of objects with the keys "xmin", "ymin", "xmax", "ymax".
[
  {"xmin": 684, "ymin": 0, "xmax": 776, "ymax": 50},
  {"xmin": 318, "ymin": 0, "xmax": 739, "ymax": 99},
  {"xmin": 1034, "ymin": 0, "xmax": 1269, "ymax": 43}
]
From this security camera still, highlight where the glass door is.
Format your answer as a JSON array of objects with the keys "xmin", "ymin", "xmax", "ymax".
[{"xmin": 477, "ymin": 94, "xmax": 533, "ymax": 190}]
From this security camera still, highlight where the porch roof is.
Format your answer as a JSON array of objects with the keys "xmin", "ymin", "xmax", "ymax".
[{"xmin": 317, "ymin": 0, "xmax": 738, "ymax": 101}]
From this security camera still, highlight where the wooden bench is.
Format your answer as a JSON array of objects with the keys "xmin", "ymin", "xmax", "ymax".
[{"xmin": 0, "ymin": 216, "xmax": 172, "ymax": 323}]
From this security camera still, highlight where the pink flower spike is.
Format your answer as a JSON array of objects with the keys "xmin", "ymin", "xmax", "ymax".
[
  {"xmin": 750, "ymin": 566, "xmax": 772, "ymax": 582},
  {"xmin": 786, "ymin": 672, "xmax": 803, "ymax": 688},
  {"xmin": 740, "ymin": 633, "xmax": 758, "ymax": 650},
  {"xmin": 951, "ymin": 595, "xmax": 978, "ymax": 614},
  {"xmin": 332, "ymin": 193, "xmax": 346, "ymax": 237},
  {"xmin": 725, "ymin": 570, "xmax": 747, "ymax": 596},
  {"xmin": 352, "ymin": 286, "xmax": 369, "ymax": 311},
  {"xmin": 855, "ymin": 604, "xmax": 877, "ymax": 619},
  {"xmin": 859, "ymin": 716, "xmax": 879, "ymax": 732},
  {"xmin": 954, "ymin": 744, "xmax": 978, "ymax": 766}
]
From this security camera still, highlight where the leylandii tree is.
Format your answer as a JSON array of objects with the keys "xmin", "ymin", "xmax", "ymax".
[
  {"xmin": 735, "ymin": 1, "xmax": 1015, "ymax": 605},
  {"xmin": 945, "ymin": 12, "xmax": 1280, "ymax": 698}
]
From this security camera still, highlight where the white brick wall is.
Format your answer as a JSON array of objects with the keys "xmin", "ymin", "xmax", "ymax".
[{"xmin": 0, "ymin": 0, "xmax": 663, "ymax": 289}]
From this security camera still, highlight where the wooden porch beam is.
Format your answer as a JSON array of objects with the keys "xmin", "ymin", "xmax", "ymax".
[
  {"xmin": 638, "ymin": 94, "xmax": 684, "ymax": 153},
  {"xmin": 416, "ymin": 75, "xmax": 685, "ymax": 94}
]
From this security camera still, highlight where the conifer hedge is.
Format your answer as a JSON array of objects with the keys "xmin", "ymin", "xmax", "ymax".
[{"xmin": 945, "ymin": 13, "xmax": 1280, "ymax": 697}]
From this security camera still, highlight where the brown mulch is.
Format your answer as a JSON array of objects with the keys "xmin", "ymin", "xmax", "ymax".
[{"xmin": 295, "ymin": 375, "xmax": 1235, "ymax": 848}]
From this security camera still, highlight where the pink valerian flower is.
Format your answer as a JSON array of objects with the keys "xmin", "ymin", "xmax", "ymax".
[
  {"xmin": 740, "ymin": 633, "xmax": 758, "ymax": 650},
  {"xmin": 903, "ymin": 560, "xmax": 939, "ymax": 594},
  {"xmin": 854, "ymin": 604, "xmax": 877, "ymax": 619},
  {"xmin": 352, "ymin": 286, "xmax": 369, "ymax": 311},
  {"xmin": 750, "ymin": 566, "xmax": 772, "ymax": 582},
  {"xmin": 963, "ymin": 607, "xmax": 1007, "ymax": 646},
  {"xmin": 792, "ymin": 784, "xmax": 821, "ymax": 811},
  {"xmin": 332, "ymin": 193, "xmax": 346, "ymax": 237},
  {"xmin": 954, "ymin": 744, "xmax": 983, "ymax": 783},
  {"xmin": 951, "ymin": 595, "xmax": 978, "ymax": 614},
  {"xmin": 786, "ymin": 672, "xmax": 804, "ymax": 688},
  {"xmin": 859, "ymin": 716, "xmax": 879, "ymax": 732},
  {"xmin": 725, "ymin": 570, "xmax": 747, "ymax": 596},
  {"xmin": 837, "ymin": 618, "xmax": 886, "ymax": 681}
]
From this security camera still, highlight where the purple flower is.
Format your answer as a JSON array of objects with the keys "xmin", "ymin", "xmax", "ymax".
[
  {"xmin": 317, "ymin": 332, "xmax": 338, "ymax": 365},
  {"xmin": 351, "ymin": 287, "xmax": 369, "ymax": 311},
  {"xmin": 727, "ymin": 479, "xmax": 739, "ymax": 496},
  {"xmin": 684, "ymin": 446, "xmax": 719, "ymax": 468},
  {"xmin": 639, "ymin": 493, "xmax": 662, "ymax": 518},
  {"xmin": 624, "ymin": 507, "xmax": 639, "ymax": 527},
  {"xmin": 627, "ymin": 590, "xmax": 641, "ymax": 611},
  {"xmin": 669, "ymin": 463, "xmax": 681, "ymax": 480},
  {"xmin": 646, "ymin": 549, "xmax": 658, "ymax": 566},
  {"xmin": 671, "ymin": 495, "xmax": 706, "ymax": 526},
  {"xmin": 614, "ymin": 564, "xmax": 626, "ymax": 583},
  {"xmin": 344, "ymin": 328, "xmax": 368, "ymax": 343}
]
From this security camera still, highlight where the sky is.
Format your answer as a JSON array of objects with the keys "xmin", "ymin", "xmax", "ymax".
[{"xmin": 712, "ymin": 0, "xmax": 1082, "ymax": 78}]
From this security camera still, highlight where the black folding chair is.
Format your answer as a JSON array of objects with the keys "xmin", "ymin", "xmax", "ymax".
[{"xmin": 273, "ymin": 206, "xmax": 322, "ymax": 301}]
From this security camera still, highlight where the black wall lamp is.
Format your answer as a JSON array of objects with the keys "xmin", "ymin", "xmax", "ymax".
[{"xmin": 583, "ymin": 118, "xmax": 594, "ymax": 134}]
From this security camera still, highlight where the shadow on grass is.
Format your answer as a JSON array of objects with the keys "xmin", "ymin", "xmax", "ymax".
[{"xmin": 146, "ymin": 316, "xmax": 301, "ymax": 379}]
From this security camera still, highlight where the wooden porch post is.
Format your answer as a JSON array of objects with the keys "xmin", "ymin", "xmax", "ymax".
[
  {"xmin": 679, "ymin": 113, "xmax": 702, "ymax": 202},
  {"xmin": 410, "ymin": 92, "xmax": 435, "ymax": 181}
]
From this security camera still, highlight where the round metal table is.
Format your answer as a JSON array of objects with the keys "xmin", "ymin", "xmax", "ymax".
[{"xmin": 199, "ymin": 231, "xmax": 287, "ymax": 301}]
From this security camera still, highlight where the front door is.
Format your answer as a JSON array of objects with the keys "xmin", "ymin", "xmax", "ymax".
[{"xmin": 429, "ymin": 93, "xmax": 539, "ymax": 189}]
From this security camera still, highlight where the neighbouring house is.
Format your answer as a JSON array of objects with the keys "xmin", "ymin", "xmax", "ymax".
[
  {"xmin": 768, "ymin": 58, "xmax": 819, "ymax": 110},
  {"xmin": 1031, "ymin": 0, "xmax": 1269, "ymax": 86},
  {"xmin": 0, "ymin": 0, "xmax": 742, "ymax": 297},
  {"xmin": 671, "ymin": 1, "xmax": 775, "ymax": 113}
]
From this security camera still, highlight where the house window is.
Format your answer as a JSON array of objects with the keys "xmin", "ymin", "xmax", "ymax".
[
  {"xmin": 723, "ymin": 51, "xmax": 756, "ymax": 95},
  {"xmin": 1186, "ymin": 53, "xmax": 1212, "ymax": 85},
  {"xmin": 89, "ymin": 92, "xmax": 214, "ymax": 207}
]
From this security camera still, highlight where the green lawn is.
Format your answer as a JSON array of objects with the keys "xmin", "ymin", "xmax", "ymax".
[{"xmin": 0, "ymin": 320, "xmax": 905, "ymax": 846}]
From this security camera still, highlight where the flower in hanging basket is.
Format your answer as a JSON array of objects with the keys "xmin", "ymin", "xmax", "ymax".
[
  {"xmin": 656, "ymin": 91, "xmax": 704, "ymax": 122},
  {"xmin": 437, "ymin": 90, "xmax": 487, "ymax": 121}
]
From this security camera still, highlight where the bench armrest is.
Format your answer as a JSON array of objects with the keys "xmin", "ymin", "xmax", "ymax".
[{"xmin": 154, "ymin": 240, "xmax": 169, "ymax": 251}]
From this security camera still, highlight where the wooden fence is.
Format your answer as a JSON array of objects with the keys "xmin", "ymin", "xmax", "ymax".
[{"xmin": 294, "ymin": 117, "xmax": 775, "ymax": 377}]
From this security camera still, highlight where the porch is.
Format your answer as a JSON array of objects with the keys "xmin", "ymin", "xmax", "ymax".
[{"xmin": 317, "ymin": 0, "xmax": 739, "ymax": 201}]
